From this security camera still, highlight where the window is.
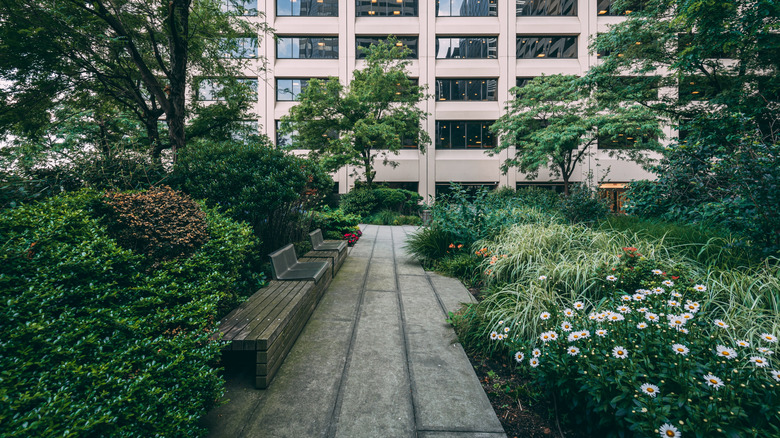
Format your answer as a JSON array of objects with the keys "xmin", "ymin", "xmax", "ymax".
[
  {"xmin": 436, "ymin": 79, "xmax": 498, "ymax": 101},
  {"xmin": 222, "ymin": 37, "xmax": 257, "ymax": 58},
  {"xmin": 516, "ymin": 0, "xmax": 577, "ymax": 16},
  {"xmin": 436, "ymin": 37, "xmax": 498, "ymax": 59},
  {"xmin": 596, "ymin": 0, "xmax": 643, "ymax": 16},
  {"xmin": 277, "ymin": 37, "xmax": 339, "ymax": 59},
  {"xmin": 597, "ymin": 132, "xmax": 649, "ymax": 149},
  {"xmin": 222, "ymin": 0, "xmax": 258, "ymax": 15},
  {"xmin": 277, "ymin": 0, "xmax": 338, "ymax": 16},
  {"xmin": 232, "ymin": 120, "xmax": 260, "ymax": 142},
  {"xmin": 276, "ymin": 78, "xmax": 312, "ymax": 101},
  {"xmin": 197, "ymin": 78, "xmax": 258, "ymax": 101},
  {"xmin": 597, "ymin": 76, "xmax": 660, "ymax": 101},
  {"xmin": 437, "ymin": 0, "xmax": 497, "ymax": 17},
  {"xmin": 436, "ymin": 120, "xmax": 496, "ymax": 149},
  {"xmin": 678, "ymin": 76, "xmax": 736, "ymax": 103},
  {"xmin": 356, "ymin": 36, "xmax": 418, "ymax": 59},
  {"xmin": 516, "ymin": 77, "xmax": 535, "ymax": 88},
  {"xmin": 356, "ymin": 0, "xmax": 418, "ymax": 17},
  {"xmin": 276, "ymin": 120, "xmax": 303, "ymax": 148},
  {"xmin": 516, "ymin": 36, "xmax": 577, "ymax": 58}
]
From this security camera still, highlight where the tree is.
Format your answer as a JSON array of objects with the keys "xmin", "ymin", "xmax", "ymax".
[
  {"xmin": 279, "ymin": 37, "xmax": 430, "ymax": 189},
  {"xmin": 590, "ymin": 0, "xmax": 780, "ymax": 252},
  {"xmin": 490, "ymin": 74, "xmax": 662, "ymax": 196},
  {"xmin": 0, "ymin": 0, "xmax": 266, "ymax": 165}
]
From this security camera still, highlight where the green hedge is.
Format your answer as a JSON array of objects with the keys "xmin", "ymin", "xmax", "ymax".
[{"xmin": 0, "ymin": 190, "xmax": 256, "ymax": 437}]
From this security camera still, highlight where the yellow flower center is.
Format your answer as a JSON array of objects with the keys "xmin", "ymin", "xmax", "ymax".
[
  {"xmin": 677, "ymin": 348, "xmax": 684, "ymax": 352},
  {"xmin": 709, "ymin": 379, "xmax": 718, "ymax": 384},
  {"xmin": 647, "ymin": 388, "xmax": 654, "ymax": 393},
  {"xmin": 618, "ymin": 350, "xmax": 624, "ymax": 355},
  {"xmin": 666, "ymin": 430, "xmax": 675, "ymax": 437},
  {"xmin": 723, "ymin": 351, "xmax": 730, "ymax": 356}
]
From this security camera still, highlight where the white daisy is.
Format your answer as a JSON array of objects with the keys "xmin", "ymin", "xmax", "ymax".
[
  {"xmin": 497, "ymin": 334, "xmax": 504, "ymax": 340},
  {"xmin": 540, "ymin": 312, "xmax": 551, "ymax": 320},
  {"xmin": 771, "ymin": 370, "xmax": 780, "ymax": 382},
  {"xmin": 653, "ymin": 287, "xmax": 665, "ymax": 294},
  {"xmin": 514, "ymin": 351, "xmax": 525, "ymax": 362},
  {"xmin": 580, "ymin": 330, "xmax": 590, "ymax": 338},
  {"xmin": 736, "ymin": 340, "xmax": 750, "ymax": 348},
  {"xmin": 573, "ymin": 301, "xmax": 584, "ymax": 310},
  {"xmin": 532, "ymin": 348, "xmax": 541, "ymax": 358},
  {"xmin": 645, "ymin": 312, "xmax": 659, "ymax": 322},
  {"xmin": 672, "ymin": 344, "xmax": 689, "ymax": 356},
  {"xmin": 633, "ymin": 294, "xmax": 645, "ymax": 301},
  {"xmin": 596, "ymin": 329, "xmax": 608, "ymax": 337},
  {"xmin": 621, "ymin": 295, "xmax": 633, "ymax": 302},
  {"xmin": 588, "ymin": 313, "xmax": 598, "ymax": 321},
  {"xmin": 530, "ymin": 357, "xmax": 539, "ymax": 368},
  {"xmin": 637, "ymin": 322, "xmax": 648, "ymax": 329},
  {"xmin": 567, "ymin": 346, "xmax": 580, "ymax": 356},
  {"xmin": 716, "ymin": 345, "xmax": 737, "ymax": 359},
  {"xmin": 617, "ymin": 305, "xmax": 632, "ymax": 314},
  {"xmin": 662, "ymin": 280, "xmax": 675, "ymax": 287},
  {"xmin": 561, "ymin": 321, "xmax": 573, "ymax": 332},
  {"xmin": 538, "ymin": 275, "xmax": 548, "ymax": 281},
  {"xmin": 761, "ymin": 333, "xmax": 778, "ymax": 343},
  {"xmin": 659, "ymin": 423, "xmax": 681, "ymax": 438},
  {"xmin": 549, "ymin": 331, "xmax": 558, "ymax": 340},
  {"xmin": 638, "ymin": 307, "xmax": 649, "ymax": 313},
  {"xmin": 652, "ymin": 269, "xmax": 663, "ymax": 275},
  {"xmin": 667, "ymin": 300, "xmax": 680, "ymax": 307},
  {"xmin": 567, "ymin": 332, "xmax": 581, "ymax": 342},
  {"xmin": 757, "ymin": 347, "xmax": 773, "ymax": 355},
  {"xmin": 671, "ymin": 291, "xmax": 682, "ymax": 298},
  {"xmin": 713, "ymin": 319, "xmax": 729, "ymax": 329},
  {"xmin": 640, "ymin": 383, "xmax": 660, "ymax": 397},
  {"xmin": 608, "ymin": 313, "xmax": 625, "ymax": 322},
  {"xmin": 563, "ymin": 308, "xmax": 574, "ymax": 317},
  {"xmin": 750, "ymin": 356, "xmax": 770, "ymax": 368},
  {"xmin": 490, "ymin": 331, "xmax": 498, "ymax": 340},
  {"xmin": 498, "ymin": 320, "xmax": 504, "ymax": 325},
  {"xmin": 676, "ymin": 327, "xmax": 689, "ymax": 334},
  {"xmin": 612, "ymin": 346, "xmax": 628, "ymax": 359},
  {"xmin": 681, "ymin": 313, "xmax": 694, "ymax": 321},
  {"xmin": 606, "ymin": 275, "xmax": 618, "ymax": 282},
  {"xmin": 703, "ymin": 373, "xmax": 724, "ymax": 390},
  {"xmin": 668, "ymin": 316, "xmax": 685, "ymax": 328},
  {"xmin": 693, "ymin": 284, "xmax": 707, "ymax": 292}
]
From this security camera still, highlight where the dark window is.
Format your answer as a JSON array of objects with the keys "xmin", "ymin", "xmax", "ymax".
[
  {"xmin": 516, "ymin": 77, "xmax": 535, "ymax": 88},
  {"xmin": 436, "ymin": 37, "xmax": 498, "ymax": 59},
  {"xmin": 276, "ymin": 120, "xmax": 303, "ymax": 149},
  {"xmin": 437, "ymin": 0, "xmax": 497, "ymax": 17},
  {"xmin": 277, "ymin": 0, "xmax": 338, "ymax": 16},
  {"xmin": 198, "ymin": 78, "xmax": 258, "ymax": 101},
  {"xmin": 516, "ymin": 36, "xmax": 577, "ymax": 58},
  {"xmin": 356, "ymin": 0, "xmax": 418, "ymax": 16},
  {"xmin": 222, "ymin": 0, "xmax": 258, "ymax": 15},
  {"xmin": 436, "ymin": 120, "xmax": 496, "ymax": 149},
  {"xmin": 276, "ymin": 78, "xmax": 311, "ymax": 101},
  {"xmin": 277, "ymin": 37, "xmax": 339, "ymax": 59},
  {"xmin": 597, "ymin": 76, "xmax": 660, "ymax": 101},
  {"xmin": 436, "ymin": 79, "xmax": 497, "ymax": 101},
  {"xmin": 223, "ymin": 37, "xmax": 258, "ymax": 58},
  {"xmin": 597, "ymin": 132, "xmax": 646, "ymax": 149},
  {"xmin": 678, "ymin": 76, "xmax": 719, "ymax": 103},
  {"xmin": 516, "ymin": 0, "xmax": 577, "ymax": 16},
  {"xmin": 232, "ymin": 120, "xmax": 260, "ymax": 142},
  {"xmin": 597, "ymin": 0, "xmax": 643, "ymax": 16},
  {"xmin": 356, "ymin": 36, "xmax": 418, "ymax": 59}
]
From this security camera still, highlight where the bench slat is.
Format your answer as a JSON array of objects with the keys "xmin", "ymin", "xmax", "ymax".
[
  {"xmin": 234, "ymin": 281, "xmax": 311, "ymax": 350},
  {"xmin": 220, "ymin": 281, "xmax": 302, "ymax": 343}
]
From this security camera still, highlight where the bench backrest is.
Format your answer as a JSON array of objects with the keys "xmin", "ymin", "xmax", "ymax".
[
  {"xmin": 309, "ymin": 229, "xmax": 325, "ymax": 249},
  {"xmin": 268, "ymin": 244, "xmax": 298, "ymax": 279}
]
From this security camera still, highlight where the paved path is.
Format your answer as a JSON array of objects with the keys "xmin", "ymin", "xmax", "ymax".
[{"xmin": 203, "ymin": 225, "xmax": 506, "ymax": 438}]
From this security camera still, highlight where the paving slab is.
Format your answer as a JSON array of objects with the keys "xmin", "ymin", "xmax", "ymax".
[{"xmin": 428, "ymin": 273, "xmax": 477, "ymax": 315}]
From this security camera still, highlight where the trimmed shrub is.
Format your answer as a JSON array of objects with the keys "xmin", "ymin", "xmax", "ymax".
[
  {"xmin": 310, "ymin": 207, "xmax": 361, "ymax": 236},
  {"xmin": 0, "ymin": 190, "xmax": 256, "ymax": 437},
  {"xmin": 339, "ymin": 188, "xmax": 378, "ymax": 217},
  {"xmin": 103, "ymin": 185, "xmax": 209, "ymax": 262}
]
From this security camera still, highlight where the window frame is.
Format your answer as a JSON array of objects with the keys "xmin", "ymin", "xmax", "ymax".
[
  {"xmin": 276, "ymin": 36, "xmax": 340, "ymax": 59},
  {"xmin": 435, "ymin": 120, "xmax": 496, "ymax": 149},
  {"xmin": 516, "ymin": 0, "xmax": 577, "ymax": 16},
  {"xmin": 355, "ymin": 36, "xmax": 419, "ymax": 59},
  {"xmin": 435, "ymin": 78, "xmax": 498, "ymax": 101},
  {"xmin": 355, "ymin": 0, "xmax": 418, "ymax": 17},
  {"xmin": 276, "ymin": 0, "xmax": 339, "ymax": 17},
  {"xmin": 435, "ymin": 37, "xmax": 498, "ymax": 59},
  {"xmin": 437, "ymin": 0, "xmax": 498, "ymax": 17},
  {"xmin": 516, "ymin": 35, "xmax": 578, "ymax": 59}
]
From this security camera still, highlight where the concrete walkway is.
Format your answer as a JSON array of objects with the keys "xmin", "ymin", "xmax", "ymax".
[{"xmin": 203, "ymin": 225, "xmax": 506, "ymax": 438}]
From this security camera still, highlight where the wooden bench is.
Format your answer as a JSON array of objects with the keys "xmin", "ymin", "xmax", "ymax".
[
  {"xmin": 217, "ymin": 245, "xmax": 344, "ymax": 389},
  {"xmin": 308, "ymin": 229, "xmax": 348, "ymax": 276}
]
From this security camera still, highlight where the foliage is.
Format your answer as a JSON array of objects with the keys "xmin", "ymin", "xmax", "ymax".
[
  {"xmin": 310, "ymin": 207, "xmax": 362, "ymax": 236},
  {"xmin": 172, "ymin": 138, "xmax": 332, "ymax": 255},
  {"xmin": 339, "ymin": 188, "xmax": 378, "ymax": 217},
  {"xmin": 280, "ymin": 37, "xmax": 430, "ymax": 187},
  {"xmin": 0, "ymin": 189, "xmax": 257, "ymax": 437},
  {"xmin": 490, "ymin": 74, "xmax": 662, "ymax": 196},
  {"xmin": 365, "ymin": 210, "xmax": 422, "ymax": 226},
  {"xmin": 339, "ymin": 186, "xmax": 421, "ymax": 218},
  {"xmin": 495, "ymin": 254, "xmax": 780, "ymax": 437},
  {"xmin": 487, "ymin": 186, "xmax": 562, "ymax": 211},
  {"xmin": 403, "ymin": 226, "xmax": 455, "ymax": 266},
  {"xmin": 558, "ymin": 183, "xmax": 611, "ymax": 224},
  {"xmin": 103, "ymin": 186, "xmax": 209, "ymax": 262},
  {"xmin": 590, "ymin": 0, "xmax": 780, "ymax": 256}
]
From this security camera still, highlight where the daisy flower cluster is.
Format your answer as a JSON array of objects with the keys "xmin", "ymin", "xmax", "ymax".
[{"xmin": 501, "ymin": 261, "xmax": 780, "ymax": 437}]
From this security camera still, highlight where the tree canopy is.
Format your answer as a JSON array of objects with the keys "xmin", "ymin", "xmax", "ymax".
[
  {"xmin": 490, "ymin": 74, "xmax": 662, "ymax": 196},
  {"xmin": 279, "ymin": 36, "xmax": 430, "ymax": 188}
]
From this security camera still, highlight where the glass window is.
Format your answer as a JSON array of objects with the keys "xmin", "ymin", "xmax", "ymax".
[
  {"xmin": 597, "ymin": 76, "xmax": 660, "ymax": 101},
  {"xmin": 222, "ymin": 0, "xmax": 258, "ymax": 15},
  {"xmin": 356, "ymin": 36, "xmax": 418, "ymax": 59},
  {"xmin": 516, "ymin": 77, "xmax": 535, "ymax": 88},
  {"xmin": 436, "ymin": 120, "xmax": 496, "ymax": 149},
  {"xmin": 516, "ymin": 36, "xmax": 577, "ymax": 58},
  {"xmin": 231, "ymin": 120, "xmax": 260, "ymax": 142},
  {"xmin": 276, "ymin": 78, "xmax": 312, "ymax": 101},
  {"xmin": 436, "ymin": 79, "xmax": 498, "ymax": 101},
  {"xmin": 277, "ymin": 37, "xmax": 339, "ymax": 59},
  {"xmin": 223, "ymin": 37, "xmax": 257, "ymax": 58},
  {"xmin": 276, "ymin": 120, "xmax": 305, "ymax": 149},
  {"xmin": 437, "ymin": 0, "xmax": 497, "ymax": 17},
  {"xmin": 277, "ymin": 0, "xmax": 338, "ymax": 16},
  {"xmin": 356, "ymin": 0, "xmax": 418, "ymax": 17},
  {"xmin": 198, "ymin": 78, "xmax": 258, "ymax": 101},
  {"xmin": 516, "ymin": 0, "xmax": 577, "ymax": 16},
  {"xmin": 596, "ymin": 0, "xmax": 643, "ymax": 16},
  {"xmin": 598, "ymin": 131, "xmax": 654, "ymax": 149},
  {"xmin": 436, "ymin": 37, "xmax": 498, "ymax": 59}
]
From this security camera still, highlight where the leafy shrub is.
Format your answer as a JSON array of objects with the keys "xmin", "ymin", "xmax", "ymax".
[
  {"xmin": 172, "ymin": 139, "xmax": 332, "ymax": 255},
  {"xmin": 559, "ymin": 183, "xmax": 610, "ymax": 224},
  {"xmin": 310, "ymin": 207, "xmax": 361, "ymax": 236},
  {"xmin": 496, "ymin": 254, "xmax": 780, "ymax": 437},
  {"xmin": 436, "ymin": 252, "xmax": 482, "ymax": 287},
  {"xmin": 488, "ymin": 186, "xmax": 562, "ymax": 211},
  {"xmin": 373, "ymin": 188, "xmax": 423, "ymax": 215},
  {"xmin": 339, "ymin": 188, "xmax": 378, "ymax": 217},
  {"xmin": 0, "ymin": 190, "xmax": 256, "ymax": 437},
  {"xmin": 404, "ymin": 225, "xmax": 454, "ymax": 265},
  {"xmin": 103, "ymin": 185, "xmax": 209, "ymax": 262}
]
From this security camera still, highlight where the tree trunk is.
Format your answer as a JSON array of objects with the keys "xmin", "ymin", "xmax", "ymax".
[{"xmin": 165, "ymin": 0, "xmax": 190, "ymax": 162}]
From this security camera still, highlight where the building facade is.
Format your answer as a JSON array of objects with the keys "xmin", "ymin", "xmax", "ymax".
[{"xmin": 221, "ymin": 0, "xmax": 666, "ymax": 200}]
